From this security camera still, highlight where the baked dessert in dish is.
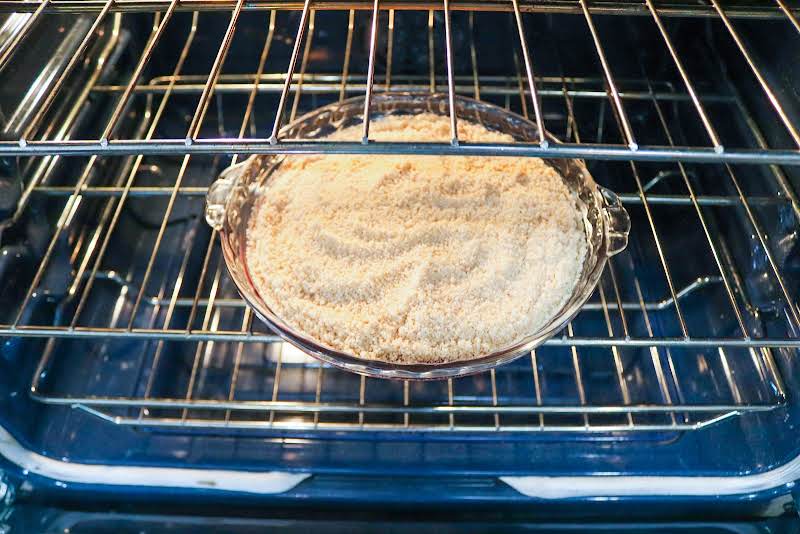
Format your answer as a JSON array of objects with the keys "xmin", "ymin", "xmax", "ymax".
[
  {"xmin": 245, "ymin": 113, "xmax": 588, "ymax": 364},
  {"xmin": 206, "ymin": 92, "xmax": 629, "ymax": 379}
]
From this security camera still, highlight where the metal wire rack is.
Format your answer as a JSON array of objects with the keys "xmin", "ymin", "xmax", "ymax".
[
  {"xmin": 0, "ymin": 0, "xmax": 797, "ymax": 162},
  {"xmin": 1, "ymin": 1, "xmax": 797, "ymax": 433}
]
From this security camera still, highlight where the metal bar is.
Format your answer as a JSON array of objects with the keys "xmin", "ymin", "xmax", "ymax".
[
  {"xmin": 268, "ymin": 0, "xmax": 312, "ymax": 143},
  {"xmin": 579, "ymin": 0, "xmax": 636, "ymax": 150},
  {"xmin": 710, "ymin": 0, "xmax": 800, "ymax": 148},
  {"xmin": 11, "ymin": 325, "xmax": 800, "ymax": 347},
  {"xmin": 38, "ymin": 395, "xmax": 781, "ymax": 414},
  {"xmin": 102, "ymin": 0, "xmax": 179, "ymax": 142},
  {"xmin": 605, "ymin": 258, "xmax": 630, "ymax": 335},
  {"xmin": 549, "ymin": 24, "xmax": 579, "ymax": 144},
  {"xmin": 248, "ymin": 99, "xmax": 257, "ymax": 137},
  {"xmin": 6, "ymin": 140, "xmax": 800, "ymax": 164},
  {"xmin": 28, "ymin": 186, "xmax": 789, "ymax": 207},
  {"xmin": 186, "ymin": 0, "xmax": 246, "ymax": 141},
  {"xmin": 21, "ymin": 0, "xmax": 115, "ymax": 141},
  {"xmin": 447, "ymin": 378, "xmax": 454, "ymax": 428},
  {"xmin": 775, "ymin": 0, "xmax": 800, "ymax": 35},
  {"xmin": 510, "ymin": 36, "xmax": 528, "ymax": 118},
  {"xmin": 358, "ymin": 375, "xmax": 366, "ymax": 426},
  {"xmin": 428, "ymin": 9, "xmax": 434, "ymax": 92},
  {"xmin": 530, "ymin": 351, "xmax": 543, "ymax": 428},
  {"xmin": 574, "ymin": 57, "xmax": 684, "ymax": 416},
  {"xmin": 225, "ymin": 308, "xmax": 253, "ymax": 423},
  {"xmin": 643, "ymin": 169, "xmax": 700, "ymax": 192},
  {"xmin": 339, "ymin": 9, "xmax": 355, "ymax": 101},
  {"xmin": 0, "ymin": 0, "xmax": 50, "ymax": 73},
  {"xmin": 489, "ymin": 369, "xmax": 500, "ymax": 429},
  {"xmin": 76, "ymin": 410, "xmax": 746, "ymax": 433},
  {"xmin": 90, "ymin": 79, "xmax": 735, "ymax": 104},
  {"xmin": 561, "ymin": 76, "xmax": 577, "ymax": 141},
  {"xmin": 567, "ymin": 323, "xmax": 589, "ymax": 428},
  {"xmin": 362, "ymin": 0, "xmax": 380, "ymax": 143},
  {"xmin": 184, "ymin": 230, "xmax": 218, "ymax": 332},
  {"xmin": 717, "ymin": 347, "xmax": 743, "ymax": 405},
  {"xmin": 385, "ymin": 9, "xmax": 394, "ymax": 90},
  {"xmin": 758, "ymin": 347, "xmax": 787, "ymax": 403},
  {"xmin": 596, "ymin": 99, "xmax": 606, "ymax": 142},
  {"xmin": 511, "ymin": 0, "xmax": 545, "ymax": 145},
  {"xmin": 467, "ymin": 11, "xmax": 478, "ymax": 98},
  {"xmin": 0, "ymin": 1, "xmax": 793, "ymax": 18},
  {"xmin": 313, "ymin": 359, "xmax": 323, "ymax": 427},
  {"xmin": 633, "ymin": 277, "xmax": 679, "ymax": 426},
  {"xmin": 725, "ymin": 163, "xmax": 800, "ymax": 328},
  {"xmin": 268, "ymin": 344, "xmax": 284, "ymax": 424},
  {"xmin": 442, "ymin": 0, "xmax": 458, "ymax": 145},
  {"xmin": 403, "ymin": 380, "xmax": 410, "ymax": 427},
  {"xmin": 289, "ymin": 9, "xmax": 316, "ymax": 122},
  {"xmin": 110, "ymin": 71, "xmax": 679, "ymax": 86},
  {"xmin": 746, "ymin": 349, "xmax": 770, "ymax": 400},
  {"xmin": 48, "ymin": 273, "xmax": 730, "ymax": 313},
  {"xmin": 645, "ymin": 0, "xmax": 722, "ymax": 151},
  {"xmin": 231, "ymin": 9, "xmax": 277, "ymax": 165},
  {"xmin": 598, "ymin": 278, "xmax": 633, "ymax": 427}
]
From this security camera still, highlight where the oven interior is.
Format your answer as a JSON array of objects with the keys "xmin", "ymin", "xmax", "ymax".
[{"xmin": 0, "ymin": 2, "xmax": 800, "ymax": 487}]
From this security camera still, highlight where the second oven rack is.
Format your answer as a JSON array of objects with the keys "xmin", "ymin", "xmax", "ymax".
[
  {"xmin": 23, "ymin": 68, "xmax": 793, "ymax": 436},
  {"xmin": 30, "ymin": 340, "xmax": 787, "ymax": 434}
]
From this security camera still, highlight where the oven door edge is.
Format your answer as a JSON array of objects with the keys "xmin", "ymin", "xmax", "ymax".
[
  {"xmin": 0, "ymin": 426, "xmax": 309, "ymax": 495},
  {"xmin": 1, "ymin": 424, "xmax": 799, "ymax": 510}
]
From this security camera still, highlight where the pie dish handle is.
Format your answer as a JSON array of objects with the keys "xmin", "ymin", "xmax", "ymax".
[
  {"xmin": 205, "ymin": 159, "xmax": 250, "ymax": 231},
  {"xmin": 599, "ymin": 186, "xmax": 630, "ymax": 257}
]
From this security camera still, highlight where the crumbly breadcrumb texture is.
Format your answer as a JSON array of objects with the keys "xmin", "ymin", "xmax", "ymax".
[{"xmin": 246, "ymin": 113, "xmax": 587, "ymax": 364}]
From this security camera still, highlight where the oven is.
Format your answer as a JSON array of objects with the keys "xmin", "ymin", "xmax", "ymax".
[{"xmin": 0, "ymin": 0, "xmax": 799, "ymax": 530}]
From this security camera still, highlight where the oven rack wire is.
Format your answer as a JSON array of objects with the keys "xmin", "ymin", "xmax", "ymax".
[
  {"xmin": 0, "ymin": 1, "xmax": 796, "ymax": 17},
  {"xmin": 0, "ymin": 1, "xmax": 797, "ymax": 163},
  {"xmin": 2, "ymin": 1, "xmax": 797, "ymax": 433}
]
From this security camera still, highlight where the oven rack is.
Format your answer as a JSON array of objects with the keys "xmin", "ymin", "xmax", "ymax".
[
  {"xmin": 0, "ymin": 1, "xmax": 795, "ymax": 17},
  {"xmin": 4, "ymin": 8, "xmax": 800, "ymax": 349},
  {"xmin": 4, "ymin": 2, "xmax": 798, "ymax": 434},
  {"xmin": 0, "ymin": 1, "xmax": 798, "ymax": 164},
  {"xmin": 29, "ymin": 282, "xmax": 789, "ymax": 434},
  {"xmin": 20, "ymin": 69, "xmax": 794, "ymax": 436}
]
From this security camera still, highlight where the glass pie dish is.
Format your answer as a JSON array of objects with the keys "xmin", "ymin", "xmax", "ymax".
[{"xmin": 205, "ymin": 92, "xmax": 630, "ymax": 380}]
